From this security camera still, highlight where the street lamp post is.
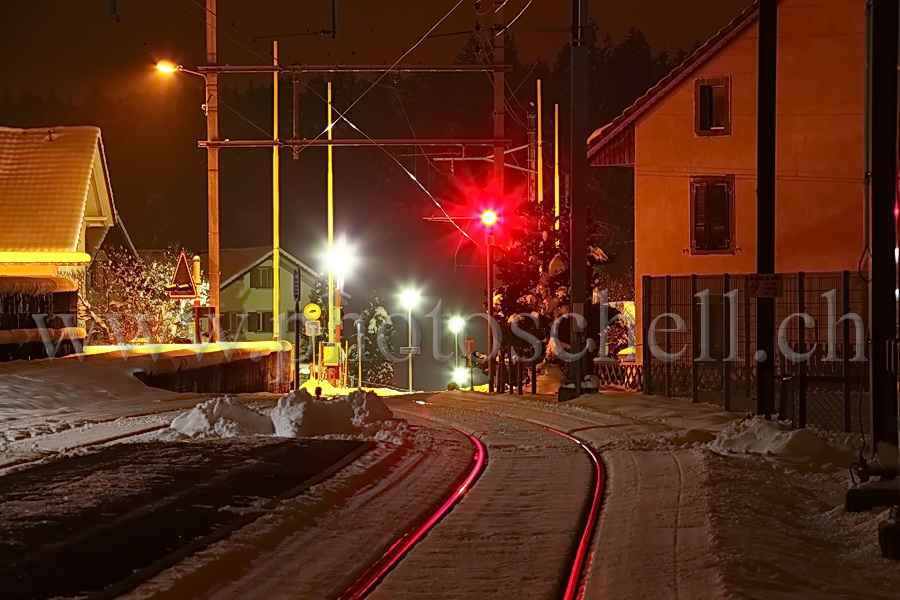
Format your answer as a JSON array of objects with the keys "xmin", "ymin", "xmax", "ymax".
[
  {"xmin": 156, "ymin": 59, "xmax": 219, "ymax": 341},
  {"xmin": 449, "ymin": 316, "xmax": 465, "ymax": 368},
  {"xmin": 400, "ymin": 289, "xmax": 421, "ymax": 393}
]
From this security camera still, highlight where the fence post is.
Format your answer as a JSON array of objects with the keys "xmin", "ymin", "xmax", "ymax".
[
  {"xmin": 691, "ymin": 274, "xmax": 699, "ymax": 403},
  {"xmin": 532, "ymin": 360, "xmax": 537, "ymax": 395},
  {"xmin": 842, "ymin": 269, "xmax": 852, "ymax": 432},
  {"xmin": 642, "ymin": 275, "xmax": 652, "ymax": 395},
  {"xmin": 723, "ymin": 273, "xmax": 732, "ymax": 411},
  {"xmin": 798, "ymin": 271, "xmax": 806, "ymax": 428},
  {"xmin": 665, "ymin": 275, "xmax": 672, "ymax": 398}
]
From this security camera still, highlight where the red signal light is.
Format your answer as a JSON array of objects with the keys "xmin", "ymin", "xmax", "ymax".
[{"xmin": 481, "ymin": 209, "xmax": 499, "ymax": 226}]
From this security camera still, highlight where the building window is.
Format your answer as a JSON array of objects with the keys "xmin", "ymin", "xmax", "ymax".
[
  {"xmin": 691, "ymin": 175, "xmax": 734, "ymax": 253},
  {"xmin": 250, "ymin": 266, "xmax": 274, "ymax": 289},
  {"xmin": 695, "ymin": 76, "xmax": 731, "ymax": 136}
]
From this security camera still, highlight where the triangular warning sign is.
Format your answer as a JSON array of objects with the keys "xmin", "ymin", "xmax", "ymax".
[{"xmin": 165, "ymin": 251, "xmax": 197, "ymax": 299}]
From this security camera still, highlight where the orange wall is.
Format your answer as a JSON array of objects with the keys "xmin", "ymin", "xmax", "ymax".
[{"xmin": 633, "ymin": 0, "xmax": 866, "ymax": 351}]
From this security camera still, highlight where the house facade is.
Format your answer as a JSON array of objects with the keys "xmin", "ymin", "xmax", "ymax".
[
  {"xmin": 215, "ymin": 247, "xmax": 319, "ymax": 342},
  {"xmin": 0, "ymin": 125, "xmax": 117, "ymax": 359},
  {"xmin": 587, "ymin": 0, "xmax": 869, "ymax": 421}
]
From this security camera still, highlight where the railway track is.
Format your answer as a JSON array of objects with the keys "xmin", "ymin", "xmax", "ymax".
[{"xmin": 342, "ymin": 395, "xmax": 606, "ymax": 599}]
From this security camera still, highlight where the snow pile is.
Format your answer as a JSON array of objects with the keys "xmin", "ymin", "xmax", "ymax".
[
  {"xmin": 270, "ymin": 388, "xmax": 394, "ymax": 437},
  {"xmin": 168, "ymin": 397, "xmax": 275, "ymax": 438},
  {"xmin": 706, "ymin": 416, "xmax": 854, "ymax": 468},
  {"xmin": 163, "ymin": 389, "xmax": 401, "ymax": 443}
]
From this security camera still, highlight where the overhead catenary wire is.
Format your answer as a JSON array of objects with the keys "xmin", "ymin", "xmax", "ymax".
[{"xmin": 303, "ymin": 81, "xmax": 475, "ymax": 244}]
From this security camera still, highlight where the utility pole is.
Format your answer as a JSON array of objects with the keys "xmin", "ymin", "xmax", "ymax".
[
  {"xmin": 869, "ymin": 0, "xmax": 899, "ymax": 454},
  {"xmin": 527, "ymin": 103, "xmax": 536, "ymax": 203},
  {"xmin": 555, "ymin": 103, "xmax": 561, "ymax": 231},
  {"xmin": 489, "ymin": 1, "xmax": 505, "ymax": 394},
  {"xmin": 756, "ymin": 0, "xmax": 777, "ymax": 418},
  {"xmin": 328, "ymin": 81, "xmax": 336, "ymax": 345},
  {"xmin": 569, "ymin": 0, "xmax": 589, "ymax": 396},
  {"xmin": 537, "ymin": 79, "xmax": 544, "ymax": 206},
  {"xmin": 205, "ymin": 0, "xmax": 220, "ymax": 341},
  {"xmin": 272, "ymin": 40, "xmax": 281, "ymax": 341}
]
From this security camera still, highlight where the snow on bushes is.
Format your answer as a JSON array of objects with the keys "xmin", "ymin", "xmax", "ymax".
[{"xmin": 164, "ymin": 389, "xmax": 398, "ymax": 441}]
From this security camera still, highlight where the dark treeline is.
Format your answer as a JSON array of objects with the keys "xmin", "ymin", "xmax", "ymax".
[{"xmin": 0, "ymin": 25, "xmax": 690, "ymax": 278}]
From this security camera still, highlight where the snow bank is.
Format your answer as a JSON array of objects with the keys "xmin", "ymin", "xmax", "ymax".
[
  {"xmin": 164, "ymin": 389, "xmax": 401, "ymax": 443},
  {"xmin": 271, "ymin": 388, "xmax": 394, "ymax": 437},
  {"xmin": 168, "ymin": 397, "xmax": 274, "ymax": 438},
  {"xmin": 706, "ymin": 416, "xmax": 854, "ymax": 468}
]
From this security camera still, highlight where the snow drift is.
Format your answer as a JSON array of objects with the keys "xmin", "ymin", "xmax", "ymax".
[
  {"xmin": 706, "ymin": 416, "xmax": 855, "ymax": 468},
  {"xmin": 168, "ymin": 397, "xmax": 275, "ymax": 438},
  {"xmin": 164, "ymin": 389, "xmax": 398, "ymax": 441}
]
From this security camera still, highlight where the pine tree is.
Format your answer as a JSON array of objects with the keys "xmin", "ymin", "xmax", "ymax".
[
  {"xmin": 356, "ymin": 290, "xmax": 396, "ymax": 386},
  {"xmin": 492, "ymin": 190, "xmax": 615, "ymax": 364}
]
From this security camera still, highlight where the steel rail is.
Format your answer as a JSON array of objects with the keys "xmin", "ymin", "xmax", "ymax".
[
  {"xmin": 339, "ymin": 429, "xmax": 487, "ymax": 600},
  {"xmin": 393, "ymin": 395, "xmax": 606, "ymax": 600}
]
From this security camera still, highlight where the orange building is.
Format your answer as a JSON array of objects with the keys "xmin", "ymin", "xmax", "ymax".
[{"xmin": 587, "ymin": 0, "xmax": 868, "ymax": 415}]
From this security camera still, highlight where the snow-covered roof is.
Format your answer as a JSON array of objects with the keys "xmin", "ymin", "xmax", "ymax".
[
  {"xmin": 0, "ymin": 125, "xmax": 115, "ymax": 254},
  {"xmin": 0, "ymin": 276, "xmax": 78, "ymax": 296}
]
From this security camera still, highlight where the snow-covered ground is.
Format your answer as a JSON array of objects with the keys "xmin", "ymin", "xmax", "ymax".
[{"xmin": 1, "ymin": 355, "xmax": 898, "ymax": 598}]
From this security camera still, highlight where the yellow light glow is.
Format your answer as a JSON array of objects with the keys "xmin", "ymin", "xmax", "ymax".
[
  {"xmin": 156, "ymin": 61, "xmax": 178, "ymax": 74},
  {"xmin": 0, "ymin": 252, "xmax": 92, "ymax": 265},
  {"xmin": 452, "ymin": 367, "xmax": 469, "ymax": 384}
]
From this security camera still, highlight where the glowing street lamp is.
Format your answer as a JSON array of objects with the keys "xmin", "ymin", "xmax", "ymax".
[
  {"xmin": 448, "ymin": 315, "xmax": 465, "ymax": 367},
  {"xmin": 452, "ymin": 366, "xmax": 469, "ymax": 387},
  {"xmin": 399, "ymin": 288, "xmax": 421, "ymax": 392},
  {"xmin": 155, "ymin": 61, "xmax": 178, "ymax": 74}
]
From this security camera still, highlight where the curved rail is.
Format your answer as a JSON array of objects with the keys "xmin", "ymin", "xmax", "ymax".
[
  {"xmin": 395, "ymin": 397, "xmax": 606, "ymax": 600},
  {"xmin": 546, "ymin": 425, "xmax": 605, "ymax": 600},
  {"xmin": 339, "ymin": 431, "xmax": 487, "ymax": 600}
]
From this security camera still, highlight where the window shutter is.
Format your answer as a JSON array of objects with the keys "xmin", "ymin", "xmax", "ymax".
[
  {"xmin": 248, "ymin": 312, "xmax": 260, "ymax": 332},
  {"xmin": 262, "ymin": 311, "xmax": 274, "ymax": 333},
  {"xmin": 708, "ymin": 181, "xmax": 729, "ymax": 249},
  {"xmin": 250, "ymin": 269, "xmax": 260, "ymax": 288},
  {"xmin": 693, "ymin": 181, "xmax": 708, "ymax": 250}
]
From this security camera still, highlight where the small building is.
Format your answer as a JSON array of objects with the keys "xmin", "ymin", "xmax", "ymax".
[
  {"xmin": 587, "ymin": 0, "xmax": 868, "ymax": 426},
  {"xmin": 215, "ymin": 247, "xmax": 319, "ymax": 342},
  {"xmin": 0, "ymin": 125, "xmax": 117, "ymax": 359}
]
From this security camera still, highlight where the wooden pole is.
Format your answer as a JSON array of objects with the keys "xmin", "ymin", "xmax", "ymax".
[{"xmin": 205, "ymin": 0, "xmax": 220, "ymax": 341}]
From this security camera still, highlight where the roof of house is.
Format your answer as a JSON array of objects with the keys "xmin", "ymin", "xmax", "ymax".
[
  {"xmin": 0, "ymin": 125, "xmax": 115, "ymax": 253},
  {"xmin": 215, "ymin": 247, "xmax": 318, "ymax": 289},
  {"xmin": 587, "ymin": 2, "xmax": 759, "ymax": 165}
]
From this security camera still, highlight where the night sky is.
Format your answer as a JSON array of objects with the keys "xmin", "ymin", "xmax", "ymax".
[
  {"xmin": 0, "ymin": 0, "xmax": 752, "ymax": 388},
  {"xmin": 1, "ymin": 1, "xmax": 751, "ymax": 98}
]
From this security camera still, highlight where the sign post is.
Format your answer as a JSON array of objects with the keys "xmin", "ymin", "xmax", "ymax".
[{"xmin": 464, "ymin": 337, "xmax": 476, "ymax": 391}]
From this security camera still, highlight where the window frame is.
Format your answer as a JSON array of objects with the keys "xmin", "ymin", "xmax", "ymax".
[
  {"xmin": 694, "ymin": 76, "xmax": 732, "ymax": 137},
  {"xmin": 250, "ymin": 266, "xmax": 274, "ymax": 289},
  {"xmin": 690, "ymin": 174, "xmax": 736, "ymax": 255}
]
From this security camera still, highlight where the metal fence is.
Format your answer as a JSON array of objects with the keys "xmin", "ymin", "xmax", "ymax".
[{"xmin": 641, "ymin": 271, "xmax": 869, "ymax": 437}]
